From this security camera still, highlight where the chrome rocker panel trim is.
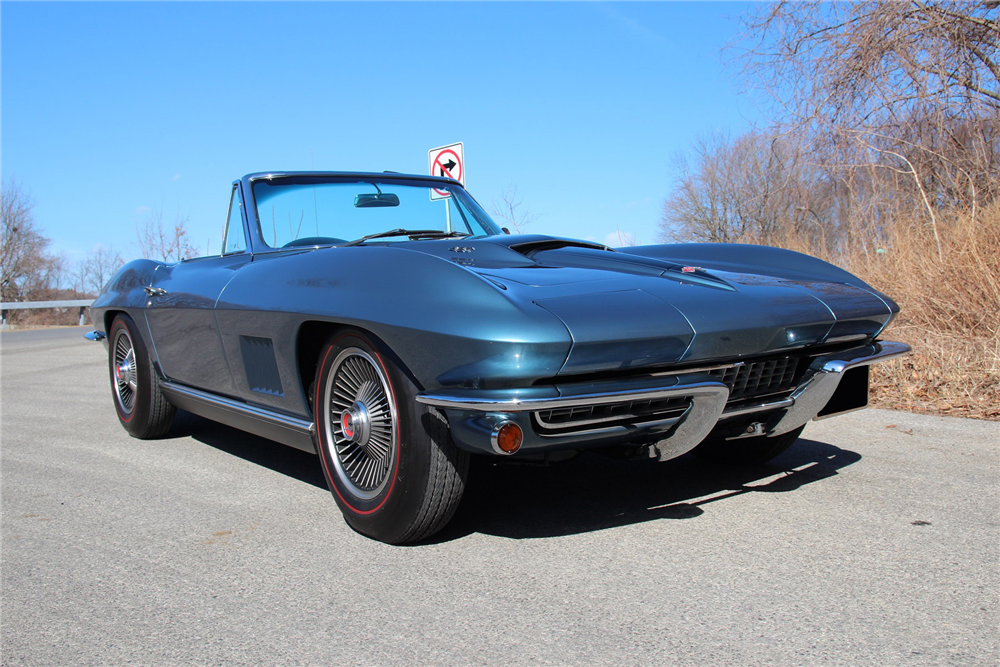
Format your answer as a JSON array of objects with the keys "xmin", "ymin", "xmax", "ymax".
[{"xmin": 158, "ymin": 381, "xmax": 316, "ymax": 454}]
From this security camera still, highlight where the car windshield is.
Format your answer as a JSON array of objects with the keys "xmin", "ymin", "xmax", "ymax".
[{"xmin": 251, "ymin": 177, "xmax": 502, "ymax": 249}]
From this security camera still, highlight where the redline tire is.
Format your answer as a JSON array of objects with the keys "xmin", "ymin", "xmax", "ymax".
[
  {"xmin": 691, "ymin": 425, "xmax": 806, "ymax": 465},
  {"xmin": 314, "ymin": 331, "xmax": 468, "ymax": 544},
  {"xmin": 108, "ymin": 314, "xmax": 175, "ymax": 439}
]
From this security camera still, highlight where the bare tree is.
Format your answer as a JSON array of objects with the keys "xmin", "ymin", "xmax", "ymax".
[
  {"xmin": 611, "ymin": 226, "xmax": 639, "ymax": 247},
  {"xmin": 735, "ymin": 0, "xmax": 1000, "ymax": 211},
  {"xmin": 738, "ymin": 1, "xmax": 998, "ymax": 126},
  {"xmin": 660, "ymin": 130, "xmax": 839, "ymax": 250},
  {"xmin": 81, "ymin": 245, "xmax": 125, "ymax": 295},
  {"xmin": 135, "ymin": 205, "xmax": 197, "ymax": 262},
  {"xmin": 488, "ymin": 183, "xmax": 538, "ymax": 234},
  {"xmin": 1, "ymin": 179, "xmax": 59, "ymax": 302}
]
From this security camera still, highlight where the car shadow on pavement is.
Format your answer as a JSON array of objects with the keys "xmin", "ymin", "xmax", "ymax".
[
  {"xmin": 171, "ymin": 410, "xmax": 328, "ymax": 490},
  {"xmin": 168, "ymin": 410, "xmax": 860, "ymax": 543},
  {"xmin": 432, "ymin": 438, "xmax": 861, "ymax": 542}
]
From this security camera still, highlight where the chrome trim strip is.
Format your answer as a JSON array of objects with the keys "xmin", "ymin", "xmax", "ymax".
[
  {"xmin": 823, "ymin": 333, "xmax": 870, "ymax": 345},
  {"xmin": 159, "ymin": 382, "xmax": 315, "ymax": 435},
  {"xmin": 818, "ymin": 340, "xmax": 911, "ymax": 373},
  {"xmin": 650, "ymin": 362, "xmax": 740, "ymax": 377},
  {"xmin": 534, "ymin": 404, "xmax": 689, "ymax": 429},
  {"xmin": 722, "ymin": 397, "xmax": 795, "ymax": 418},
  {"xmin": 536, "ymin": 414, "xmax": 685, "ymax": 439},
  {"xmin": 416, "ymin": 380, "xmax": 728, "ymax": 413}
]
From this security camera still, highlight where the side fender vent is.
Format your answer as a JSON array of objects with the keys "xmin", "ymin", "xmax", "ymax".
[{"xmin": 240, "ymin": 335, "xmax": 284, "ymax": 396}]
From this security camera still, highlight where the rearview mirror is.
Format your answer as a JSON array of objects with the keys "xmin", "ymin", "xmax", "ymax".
[{"xmin": 354, "ymin": 193, "xmax": 400, "ymax": 208}]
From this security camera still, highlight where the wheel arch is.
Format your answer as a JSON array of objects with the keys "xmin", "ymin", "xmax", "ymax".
[
  {"xmin": 296, "ymin": 320, "xmax": 416, "ymax": 417},
  {"xmin": 296, "ymin": 320, "xmax": 345, "ymax": 413},
  {"xmin": 102, "ymin": 308, "xmax": 127, "ymax": 335}
]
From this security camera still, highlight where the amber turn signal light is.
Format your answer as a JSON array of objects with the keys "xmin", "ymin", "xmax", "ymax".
[{"xmin": 491, "ymin": 421, "xmax": 523, "ymax": 455}]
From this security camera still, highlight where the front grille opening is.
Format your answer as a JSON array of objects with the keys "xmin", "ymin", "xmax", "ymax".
[
  {"xmin": 709, "ymin": 357, "xmax": 801, "ymax": 402},
  {"xmin": 534, "ymin": 395, "xmax": 690, "ymax": 432},
  {"xmin": 527, "ymin": 348, "xmax": 839, "ymax": 434}
]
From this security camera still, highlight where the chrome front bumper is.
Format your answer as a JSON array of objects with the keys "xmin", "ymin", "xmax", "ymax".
[
  {"xmin": 417, "ymin": 340, "xmax": 910, "ymax": 460},
  {"xmin": 766, "ymin": 340, "xmax": 911, "ymax": 436}
]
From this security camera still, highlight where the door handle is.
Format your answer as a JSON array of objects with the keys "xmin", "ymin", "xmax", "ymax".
[{"xmin": 143, "ymin": 286, "xmax": 168, "ymax": 297}]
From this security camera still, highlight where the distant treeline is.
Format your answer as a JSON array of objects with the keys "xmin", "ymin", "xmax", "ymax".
[{"xmin": 660, "ymin": 1, "xmax": 999, "ymax": 419}]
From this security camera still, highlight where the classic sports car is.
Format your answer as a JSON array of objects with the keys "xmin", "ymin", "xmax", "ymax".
[{"xmin": 88, "ymin": 171, "xmax": 909, "ymax": 543}]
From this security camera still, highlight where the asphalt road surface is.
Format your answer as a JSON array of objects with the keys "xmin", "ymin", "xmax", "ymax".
[{"xmin": 2, "ymin": 327, "xmax": 997, "ymax": 666}]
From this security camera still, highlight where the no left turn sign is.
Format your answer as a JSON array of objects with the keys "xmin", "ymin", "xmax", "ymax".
[{"xmin": 428, "ymin": 142, "xmax": 464, "ymax": 199}]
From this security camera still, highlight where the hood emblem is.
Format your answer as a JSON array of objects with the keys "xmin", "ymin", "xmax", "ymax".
[
  {"xmin": 681, "ymin": 266, "xmax": 700, "ymax": 273},
  {"xmin": 449, "ymin": 246, "xmax": 474, "ymax": 253}
]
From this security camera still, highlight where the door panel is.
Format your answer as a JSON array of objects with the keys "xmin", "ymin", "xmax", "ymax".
[{"xmin": 144, "ymin": 255, "xmax": 251, "ymax": 396}]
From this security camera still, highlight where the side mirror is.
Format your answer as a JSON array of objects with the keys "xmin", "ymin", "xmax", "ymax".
[{"xmin": 502, "ymin": 227, "xmax": 511, "ymax": 235}]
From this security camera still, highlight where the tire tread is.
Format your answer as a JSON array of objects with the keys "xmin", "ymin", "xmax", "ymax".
[
  {"xmin": 395, "ymin": 408, "xmax": 469, "ymax": 544},
  {"xmin": 111, "ymin": 314, "xmax": 176, "ymax": 439}
]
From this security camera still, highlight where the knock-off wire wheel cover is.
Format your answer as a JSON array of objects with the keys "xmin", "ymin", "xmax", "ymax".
[
  {"xmin": 112, "ymin": 327, "xmax": 137, "ymax": 415},
  {"xmin": 322, "ymin": 347, "xmax": 398, "ymax": 500}
]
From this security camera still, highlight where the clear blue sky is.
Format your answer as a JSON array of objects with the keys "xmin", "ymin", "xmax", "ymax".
[{"xmin": 2, "ymin": 1, "xmax": 761, "ymax": 263}]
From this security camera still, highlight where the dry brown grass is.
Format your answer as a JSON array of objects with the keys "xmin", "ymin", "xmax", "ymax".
[{"xmin": 837, "ymin": 204, "xmax": 999, "ymax": 420}]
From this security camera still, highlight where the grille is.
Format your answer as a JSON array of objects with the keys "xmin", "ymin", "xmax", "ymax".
[
  {"xmin": 535, "ymin": 395, "xmax": 690, "ymax": 430},
  {"xmin": 532, "ymin": 355, "xmax": 805, "ymax": 432},
  {"xmin": 708, "ymin": 357, "xmax": 800, "ymax": 401}
]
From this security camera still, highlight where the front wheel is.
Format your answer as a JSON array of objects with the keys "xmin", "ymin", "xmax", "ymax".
[
  {"xmin": 108, "ymin": 314, "xmax": 175, "ymax": 439},
  {"xmin": 691, "ymin": 425, "xmax": 806, "ymax": 465},
  {"xmin": 314, "ymin": 331, "xmax": 468, "ymax": 544}
]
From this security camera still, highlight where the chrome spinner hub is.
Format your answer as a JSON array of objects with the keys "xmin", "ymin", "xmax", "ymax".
[
  {"xmin": 117, "ymin": 360, "xmax": 136, "ymax": 391},
  {"xmin": 340, "ymin": 401, "xmax": 372, "ymax": 447}
]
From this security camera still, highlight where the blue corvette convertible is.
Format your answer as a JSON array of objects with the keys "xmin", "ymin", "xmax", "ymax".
[{"xmin": 88, "ymin": 172, "xmax": 909, "ymax": 543}]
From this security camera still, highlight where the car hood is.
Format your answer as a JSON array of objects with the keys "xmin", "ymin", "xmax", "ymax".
[{"xmin": 405, "ymin": 235, "xmax": 897, "ymax": 375}]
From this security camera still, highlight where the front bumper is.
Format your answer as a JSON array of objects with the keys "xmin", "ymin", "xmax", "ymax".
[{"xmin": 417, "ymin": 340, "xmax": 911, "ymax": 460}]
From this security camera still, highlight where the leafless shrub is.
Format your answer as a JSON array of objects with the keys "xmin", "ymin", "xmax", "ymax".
[
  {"xmin": 862, "ymin": 203, "xmax": 1000, "ymax": 419},
  {"xmin": 135, "ymin": 205, "xmax": 197, "ymax": 262},
  {"xmin": 488, "ymin": 183, "xmax": 538, "ymax": 234}
]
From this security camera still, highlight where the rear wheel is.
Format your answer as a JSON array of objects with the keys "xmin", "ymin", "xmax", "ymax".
[
  {"xmin": 108, "ymin": 314, "xmax": 175, "ymax": 439},
  {"xmin": 314, "ymin": 330, "xmax": 468, "ymax": 544},
  {"xmin": 691, "ymin": 425, "xmax": 806, "ymax": 465}
]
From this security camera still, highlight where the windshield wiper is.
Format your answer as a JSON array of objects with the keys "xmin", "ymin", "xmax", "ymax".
[{"xmin": 342, "ymin": 229, "xmax": 471, "ymax": 247}]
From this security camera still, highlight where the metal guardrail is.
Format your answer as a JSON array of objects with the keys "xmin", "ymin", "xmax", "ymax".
[{"xmin": 0, "ymin": 299, "xmax": 95, "ymax": 329}]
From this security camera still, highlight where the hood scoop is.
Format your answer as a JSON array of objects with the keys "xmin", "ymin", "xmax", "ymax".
[
  {"xmin": 532, "ymin": 246, "xmax": 736, "ymax": 291},
  {"xmin": 507, "ymin": 236, "xmax": 612, "ymax": 256}
]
